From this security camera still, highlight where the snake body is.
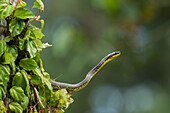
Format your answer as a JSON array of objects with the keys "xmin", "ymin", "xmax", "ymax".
[{"xmin": 51, "ymin": 51, "xmax": 120, "ymax": 92}]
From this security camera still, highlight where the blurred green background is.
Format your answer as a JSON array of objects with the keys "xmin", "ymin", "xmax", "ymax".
[{"xmin": 27, "ymin": 0, "xmax": 170, "ymax": 113}]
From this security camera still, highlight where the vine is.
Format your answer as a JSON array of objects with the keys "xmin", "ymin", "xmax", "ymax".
[{"xmin": 0, "ymin": 0, "xmax": 73, "ymax": 112}]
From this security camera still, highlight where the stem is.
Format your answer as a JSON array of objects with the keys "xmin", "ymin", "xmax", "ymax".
[
  {"xmin": 34, "ymin": 87, "xmax": 45, "ymax": 109},
  {"xmin": 37, "ymin": 9, "xmax": 42, "ymax": 17},
  {"xmin": 53, "ymin": 74, "xmax": 63, "ymax": 81},
  {"xmin": 30, "ymin": 9, "xmax": 42, "ymax": 22},
  {"xmin": 12, "ymin": 0, "xmax": 20, "ymax": 18}
]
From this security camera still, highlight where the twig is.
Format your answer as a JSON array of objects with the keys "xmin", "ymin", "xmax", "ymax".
[
  {"xmin": 41, "ymin": 83, "xmax": 46, "ymax": 106},
  {"xmin": 46, "ymin": 109, "xmax": 51, "ymax": 113},
  {"xmin": 52, "ymin": 74, "xmax": 63, "ymax": 81},
  {"xmin": 30, "ymin": 9, "xmax": 42, "ymax": 22},
  {"xmin": 12, "ymin": 0, "xmax": 20, "ymax": 18},
  {"xmin": 34, "ymin": 87, "xmax": 45, "ymax": 109}
]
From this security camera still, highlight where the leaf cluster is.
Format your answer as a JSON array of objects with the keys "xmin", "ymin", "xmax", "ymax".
[{"xmin": 0, "ymin": 0, "xmax": 73, "ymax": 112}]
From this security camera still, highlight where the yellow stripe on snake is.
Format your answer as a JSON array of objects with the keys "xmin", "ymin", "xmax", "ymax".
[{"xmin": 51, "ymin": 51, "xmax": 120, "ymax": 92}]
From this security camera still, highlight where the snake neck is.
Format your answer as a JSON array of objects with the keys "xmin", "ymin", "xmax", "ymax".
[
  {"xmin": 51, "ymin": 60, "xmax": 104, "ymax": 92},
  {"xmin": 51, "ymin": 51, "xmax": 120, "ymax": 92}
]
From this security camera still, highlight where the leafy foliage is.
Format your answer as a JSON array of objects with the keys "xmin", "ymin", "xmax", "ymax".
[
  {"xmin": 15, "ymin": 8, "xmax": 35, "ymax": 19},
  {"xmin": 0, "ymin": 101, "xmax": 7, "ymax": 112},
  {"xmin": 0, "ymin": 40, "xmax": 6, "ymax": 57},
  {"xmin": 0, "ymin": 0, "xmax": 73, "ymax": 112},
  {"xmin": 9, "ymin": 18, "xmax": 25, "ymax": 37},
  {"xmin": 19, "ymin": 58, "xmax": 37, "ymax": 71},
  {"xmin": 32, "ymin": 0, "xmax": 44, "ymax": 11},
  {"xmin": 9, "ymin": 102, "xmax": 23, "ymax": 113},
  {"xmin": 0, "ymin": 1, "xmax": 14, "ymax": 19}
]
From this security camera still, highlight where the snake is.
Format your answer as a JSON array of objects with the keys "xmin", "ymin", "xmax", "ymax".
[{"xmin": 51, "ymin": 51, "xmax": 120, "ymax": 92}]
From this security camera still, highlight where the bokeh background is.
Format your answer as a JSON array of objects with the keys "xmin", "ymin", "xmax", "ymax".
[{"xmin": 26, "ymin": 0, "xmax": 170, "ymax": 113}]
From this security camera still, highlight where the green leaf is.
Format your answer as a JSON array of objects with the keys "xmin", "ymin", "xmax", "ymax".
[
  {"xmin": 18, "ymin": 37, "xmax": 27, "ymax": 50},
  {"xmin": 20, "ymin": 96, "xmax": 29, "ymax": 110},
  {"xmin": 12, "ymin": 70, "xmax": 30, "ymax": 92},
  {"xmin": 10, "ymin": 86, "xmax": 25, "ymax": 102},
  {"xmin": 9, "ymin": 18, "xmax": 25, "ymax": 37},
  {"xmin": 10, "ymin": 61, "xmax": 16, "ymax": 75},
  {"xmin": 19, "ymin": 58, "xmax": 37, "ymax": 71},
  {"xmin": 21, "ymin": 70, "xmax": 30, "ymax": 92},
  {"xmin": 32, "ymin": 0, "xmax": 44, "ymax": 11},
  {"xmin": 26, "ymin": 40, "xmax": 38, "ymax": 58},
  {"xmin": 50, "ymin": 89, "xmax": 73, "ymax": 110},
  {"xmin": 33, "ymin": 53, "xmax": 43, "ymax": 68},
  {"xmin": 0, "ymin": 1, "xmax": 14, "ymax": 19},
  {"xmin": 30, "ymin": 75, "xmax": 41, "ymax": 85},
  {"xmin": 2, "ymin": 53, "xmax": 14, "ymax": 64},
  {"xmin": 16, "ymin": 66, "xmax": 21, "ymax": 72},
  {"xmin": 58, "ymin": 99, "xmax": 65, "ymax": 108},
  {"xmin": 39, "ymin": 85, "xmax": 52, "ymax": 102},
  {"xmin": 65, "ymin": 97, "xmax": 74, "ymax": 109},
  {"xmin": 0, "ymin": 86, "xmax": 6, "ymax": 100},
  {"xmin": 59, "ymin": 89, "xmax": 68, "ymax": 104},
  {"xmin": 35, "ymin": 39, "xmax": 43, "ymax": 51},
  {"xmin": 17, "ymin": 1, "xmax": 27, "ymax": 8},
  {"xmin": 0, "ymin": 101, "xmax": 7, "ymax": 112},
  {"xmin": 12, "ymin": 72, "xmax": 22, "ymax": 86},
  {"xmin": 9, "ymin": 102, "xmax": 23, "ymax": 113},
  {"xmin": 26, "ymin": 39, "xmax": 38, "ymax": 58},
  {"xmin": 6, "ymin": 45, "xmax": 18, "ymax": 60},
  {"xmin": 26, "ymin": 28, "xmax": 35, "ymax": 39},
  {"xmin": 23, "ymin": 28, "xmax": 31, "ymax": 39},
  {"xmin": 24, "ymin": 27, "xmax": 37, "ymax": 40},
  {"xmin": 32, "ymin": 67, "xmax": 44, "ymax": 80},
  {"xmin": 0, "ymin": 40, "xmax": 6, "ymax": 57},
  {"xmin": 33, "ymin": 68, "xmax": 52, "ymax": 90},
  {"xmin": 43, "ymin": 77, "xmax": 52, "ymax": 91},
  {"xmin": 0, "ymin": 65, "xmax": 10, "ymax": 76},
  {"xmin": 50, "ymin": 92, "xmax": 59, "ymax": 106},
  {"xmin": 4, "ymin": 36, "xmax": 13, "ymax": 42},
  {"xmin": 29, "ymin": 26, "xmax": 44, "ymax": 39},
  {"xmin": 58, "ymin": 110, "xmax": 64, "ymax": 113},
  {"xmin": 0, "ymin": 64, "xmax": 10, "ymax": 76},
  {"xmin": 0, "ymin": 65, "xmax": 10, "ymax": 87},
  {"xmin": 15, "ymin": 8, "xmax": 35, "ymax": 19},
  {"xmin": 60, "ymin": 89, "xmax": 67, "ymax": 96}
]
